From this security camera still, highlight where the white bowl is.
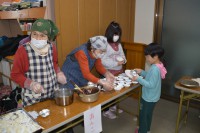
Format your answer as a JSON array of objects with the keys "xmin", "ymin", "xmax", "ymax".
[
  {"xmin": 114, "ymin": 80, "xmax": 118, "ymax": 83},
  {"xmin": 132, "ymin": 81, "xmax": 138, "ymax": 84},
  {"xmin": 116, "ymin": 56, "xmax": 124, "ymax": 62},
  {"xmin": 88, "ymin": 81, "xmax": 95, "ymax": 87},
  {"xmin": 118, "ymin": 73, "xmax": 126, "ymax": 77},
  {"xmin": 114, "ymin": 83, "xmax": 118, "ymax": 86},
  {"xmin": 125, "ymin": 79, "xmax": 132, "ymax": 82},
  {"xmin": 124, "ymin": 84, "xmax": 130, "ymax": 87},
  {"xmin": 117, "ymin": 80, "xmax": 124, "ymax": 83},
  {"xmin": 117, "ymin": 78, "xmax": 124, "ymax": 81},
  {"xmin": 118, "ymin": 82, "xmax": 124, "ymax": 86},
  {"xmin": 125, "ymin": 70, "xmax": 138, "ymax": 78},
  {"xmin": 125, "ymin": 81, "xmax": 132, "ymax": 84},
  {"xmin": 117, "ymin": 75, "xmax": 123, "ymax": 78},
  {"xmin": 123, "ymin": 77, "xmax": 129, "ymax": 80},
  {"xmin": 114, "ymin": 84, "xmax": 123, "ymax": 91}
]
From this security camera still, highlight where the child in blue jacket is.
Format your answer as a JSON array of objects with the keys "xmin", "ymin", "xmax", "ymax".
[{"xmin": 132, "ymin": 43, "xmax": 167, "ymax": 133}]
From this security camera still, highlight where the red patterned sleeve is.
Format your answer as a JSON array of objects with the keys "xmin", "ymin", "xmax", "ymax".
[
  {"xmin": 52, "ymin": 44, "xmax": 61, "ymax": 73},
  {"xmin": 10, "ymin": 46, "xmax": 29, "ymax": 87}
]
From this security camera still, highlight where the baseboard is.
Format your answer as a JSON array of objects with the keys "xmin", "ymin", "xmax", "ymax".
[{"xmin": 161, "ymin": 94, "xmax": 200, "ymax": 109}]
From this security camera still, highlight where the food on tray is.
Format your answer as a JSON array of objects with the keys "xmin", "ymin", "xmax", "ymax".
[{"xmin": 0, "ymin": 109, "xmax": 43, "ymax": 133}]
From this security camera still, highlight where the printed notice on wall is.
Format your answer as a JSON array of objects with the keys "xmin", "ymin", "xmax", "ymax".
[{"xmin": 84, "ymin": 104, "xmax": 102, "ymax": 133}]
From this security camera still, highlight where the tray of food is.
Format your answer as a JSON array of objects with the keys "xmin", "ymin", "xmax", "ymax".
[
  {"xmin": 179, "ymin": 79, "xmax": 199, "ymax": 88},
  {"xmin": 0, "ymin": 108, "xmax": 43, "ymax": 133}
]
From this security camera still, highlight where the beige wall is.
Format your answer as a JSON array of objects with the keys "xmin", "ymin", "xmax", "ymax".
[
  {"xmin": 134, "ymin": 0, "xmax": 155, "ymax": 44},
  {"xmin": 134, "ymin": 0, "xmax": 156, "ymax": 70},
  {"xmin": 55, "ymin": 0, "xmax": 135, "ymax": 66},
  {"xmin": 44, "ymin": 0, "xmax": 55, "ymax": 21}
]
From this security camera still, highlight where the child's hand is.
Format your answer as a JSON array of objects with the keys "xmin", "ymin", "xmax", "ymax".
[
  {"xmin": 134, "ymin": 68, "xmax": 142, "ymax": 74},
  {"xmin": 131, "ymin": 75, "xmax": 138, "ymax": 81}
]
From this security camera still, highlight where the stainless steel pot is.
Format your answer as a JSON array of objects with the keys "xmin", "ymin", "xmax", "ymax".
[
  {"xmin": 54, "ymin": 89, "xmax": 74, "ymax": 106},
  {"xmin": 78, "ymin": 86, "xmax": 100, "ymax": 103}
]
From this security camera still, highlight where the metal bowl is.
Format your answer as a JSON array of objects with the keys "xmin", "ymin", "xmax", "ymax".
[
  {"xmin": 78, "ymin": 86, "xmax": 100, "ymax": 103},
  {"xmin": 54, "ymin": 89, "xmax": 74, "ymax": 106}
]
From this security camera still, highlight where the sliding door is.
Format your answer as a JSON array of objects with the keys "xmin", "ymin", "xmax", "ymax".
[{"xmin": 161, "ymin": 0, "xmax": 200, "ymax": 100}]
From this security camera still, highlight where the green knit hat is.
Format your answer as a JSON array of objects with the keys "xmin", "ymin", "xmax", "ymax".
[{"xmin": 31, "ymin": 19, "xmax": 59, "ymax": 41}]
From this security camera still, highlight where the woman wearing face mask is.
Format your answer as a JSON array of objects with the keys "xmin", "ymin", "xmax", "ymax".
[
  {"xmin": 62, "ymin": 36, "xmax": 114, "ymax": 90},
  {"xmin": 102, "ymin": 21, "xmax": 126, "ymax": 75},
  {"xmin": 11, "ymin": 19, "xmax": 67, "ymax": 107},
  {"xmin": 101, "ymin": 21, "xmax": 127, "ymax": 119}
]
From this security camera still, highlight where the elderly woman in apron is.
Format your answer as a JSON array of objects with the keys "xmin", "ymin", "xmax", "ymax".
[
  {"xmin": 62, "ymin": 36, "xmax": 115, "ymax": 91},
  {"xmin": 11, "ymin": 19, "xmax": 67, "ymax": 107}
]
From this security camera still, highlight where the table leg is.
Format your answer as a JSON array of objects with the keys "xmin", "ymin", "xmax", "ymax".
[
  {"xmin": 175, "ymin": 90, "xmax": 184, "ymax": 133},
  {"xmin": 184, "ymin": 99, "xmax": 190, "ymax": 124}
]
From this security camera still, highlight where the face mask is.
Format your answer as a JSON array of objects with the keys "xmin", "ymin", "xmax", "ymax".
[
  {"xmin": 31, "ymin": 38, "xmax": 48, "ymax": 49},
  {"xmin": 92, "ymin": 50, "xmax": 105, "ymax": 59},
  {"xmin": 113, "ymin": 35, "xmax": 119, "ymax": 42},
  {"xmin": 96, "ymin": 53, "xmax": 105, "ymax": 59}
]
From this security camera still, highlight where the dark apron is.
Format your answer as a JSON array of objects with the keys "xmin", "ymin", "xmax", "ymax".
[{"xmin": 62, "ymin": 43, "xmax": 96, "ymax": 89}]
